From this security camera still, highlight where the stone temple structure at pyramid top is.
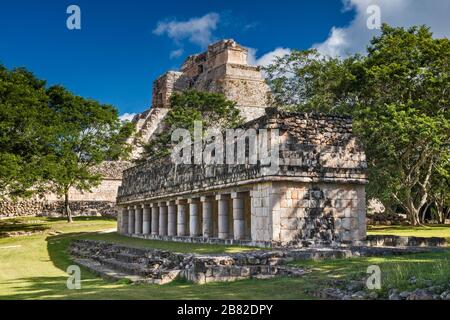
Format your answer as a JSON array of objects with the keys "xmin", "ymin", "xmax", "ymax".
[{"xmin": 129, "ymin": 39, "xmax": 270, "ymax": 159}]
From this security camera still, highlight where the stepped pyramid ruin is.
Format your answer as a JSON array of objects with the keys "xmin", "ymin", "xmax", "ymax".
[
  {"xmin": 0, "ymin": 39, "xmax": 270, "ymax": 217},
  {"xmin": 129, "ymin": 39, "xmax": 270, "ymax": 159}
]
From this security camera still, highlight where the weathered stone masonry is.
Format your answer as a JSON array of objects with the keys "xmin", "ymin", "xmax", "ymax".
[{"xmin": 117, "ymin": 109, "xmax": 368, "ymax": 246}]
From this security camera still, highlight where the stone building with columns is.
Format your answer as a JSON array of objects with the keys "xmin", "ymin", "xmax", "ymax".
[{"xmin": 116, "ymin": 109, "xmax": 368, "ymax": 247}]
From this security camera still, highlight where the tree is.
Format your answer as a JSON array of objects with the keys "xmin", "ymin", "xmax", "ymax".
[
  {"xmin": 264, "ymin": 24, "xmax": 450, "ymax": 225},
  {"xmin": 140, "ymin": 90, "xmax": 243, "ymax": 161},
  {"xmin": 264, "ymin": 49, "xmax": 360, "ymax": 113},
  {"xmin": 0, "ymin": 65, "xmax": 54, "ymax": 199},
  {"xmin": 429, "ymin": 161, "xmax": 450, "ymax": 224},
  {"xmin": 46, "ymin": 86, "xmax": 134, "ymax": 222}
]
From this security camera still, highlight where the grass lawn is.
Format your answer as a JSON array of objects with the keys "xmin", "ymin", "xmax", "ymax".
[
  {"xmin": 82, "ymin": 232, "xmax": 260, "ymax": 254},
  {"xmin": 0, "ymin": 217, "xmax": 313, "ymax": 300},
  {"xmin": 367, "ymin": 224, "xmax": 450, "ymax": 244},
  {"xmin": 290, "ymin": 251, "xmax": 450, "ymax": 295},
  {"xmin": 0, "ymin": 217, "xmax": 449, "ymax": 300}
]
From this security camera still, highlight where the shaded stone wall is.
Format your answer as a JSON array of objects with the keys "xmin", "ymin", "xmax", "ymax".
[
  {"xmin": 0, "ymin": 161, "xmax": 129, "ymax": 217},
  {"xmin": 0, "ymin": 199, "xmax": 117, "ymax": 218}
]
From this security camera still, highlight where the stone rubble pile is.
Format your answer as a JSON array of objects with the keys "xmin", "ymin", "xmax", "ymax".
[
  {"xmin": 314, "ymin": 278, "xmax": 450, "ymax": 300},
  {"xmin": 69, "ymin": 240, "xmax": 309, "ymax": 284},
  {"xmin": 69, "ymin": 240, "xmax": 446, "ymax": 286}
]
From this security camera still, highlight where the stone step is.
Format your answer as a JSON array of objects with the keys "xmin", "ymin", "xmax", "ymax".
[
  {"xmin": 99, "ymin": 258, "xmax": 157, "ymax": 278},
  {"xmin": 113, "ymin": 252, "xmax": 144, "ymax": 263},
  {"xmin": 74, "ymin": 258, "xmax": 156, "ymax": 284}
]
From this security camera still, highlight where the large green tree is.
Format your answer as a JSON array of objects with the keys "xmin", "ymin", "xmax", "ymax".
[
  {"xmin": 264, "ymin": 24, "xmax": 450, "ymax": 225},
  {"xmin": 140, "ymin": 90, "xmax": 243, "ymax": 161},
  {"xmin": 0, "ymin": 65, "xmax": 54, "ymax": 199},
  {"xmin": 45, "ymin": 86, "xmax": 134, "ymax": 222}
]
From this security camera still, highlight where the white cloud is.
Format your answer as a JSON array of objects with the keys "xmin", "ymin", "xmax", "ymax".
[
  {"xmin": 153, "ymin": 13, "xmax": 220, "ymax": 48},
  {"xmin": 169, "ymin": 48, "xmax": 184, "ymax": 59},
  {"xmin": 313, "ymin": 0, "xmax": 450, "ymax": 57},
  {"xmin": 119, "ymin": 113, "xmax": 136, "ymax": 122},
  {"xmin": 247, "ymin": 47, "xmax": 292, "ymax": 67}
]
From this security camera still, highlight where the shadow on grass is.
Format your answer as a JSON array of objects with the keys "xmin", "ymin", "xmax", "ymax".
[
  {"xmin": 2, "ymin": 273, "xmax": 315, "ymax": 300},
  {"xmin": 0, "ymin": 231, "xmax": 312, "ymax": 300},
  {"xmin": 0, "ymin": 219, "xmax": 50, "ymax": 237}
]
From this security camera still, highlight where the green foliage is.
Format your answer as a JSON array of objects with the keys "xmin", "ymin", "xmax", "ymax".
[
  {"xmin": 45, "ymin": 85, "xmax": 134, "ymax": 220},
  {"xmin": 264, "ymin": 24, "xmax": 450, "ymax": 225},
  {"xmin": 141, "ymin": 90, "xmax": 243, "ymax": 160},
  {"xmin": 0, "ymin": 65, "xmax": 134, "ymax": 220},
  {"xmin": 0, "ymin": 66, "xmax": 54, "ymax": 199},
  {"xmin": 264, "ymin": 49, "xmax": 361, "ymax": 113}
]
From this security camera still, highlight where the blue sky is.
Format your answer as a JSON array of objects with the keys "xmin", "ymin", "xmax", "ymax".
[{"xmin": 0, "ymin": 0, "xmax": 448, "ymax": 117}]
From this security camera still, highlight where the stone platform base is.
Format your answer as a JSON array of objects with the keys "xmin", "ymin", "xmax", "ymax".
[
  {"xmin": 127, "ymin": 233, "xmax": 274, "ymax": 248},
  {"xmin": 69, "ymin": 240, "xmax": 447, "ymax": 285},
  {"xmin": 125, "ymin": 233, "xmax": 448, "ymax": 248}
]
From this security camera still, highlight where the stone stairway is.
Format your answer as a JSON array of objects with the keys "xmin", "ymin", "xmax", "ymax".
[
  {"xmin": 69, "ymin": 240, "xmax": 308, "ymax": 285},
  {"xmin": 128, "ymin": 107, "xmax": 169, "ymax": 159}
]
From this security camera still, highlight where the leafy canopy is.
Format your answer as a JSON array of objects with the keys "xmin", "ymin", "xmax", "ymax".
[
  {"xmin": 264, "ymin": 24, "xmax": 450, "ymax": 224},
  {"xmin": 141, "ymin": 90, "xmax": 243, "ymax": 160},
  {"xmin": 0, "ymin": 66, "xmax": 54, "ymax": 199}
]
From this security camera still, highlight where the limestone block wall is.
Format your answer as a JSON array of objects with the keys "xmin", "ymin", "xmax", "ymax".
[
  {"xmin": 0, "ymin": 161, "xmax": 129, "ymax": 217},
  {"xmin": 251, "ymin": 181, "xmax": 366, "ymax": 244},
  {"xmin": 250, "ymin": 183, "xmax": 273, "ymax": 242}
]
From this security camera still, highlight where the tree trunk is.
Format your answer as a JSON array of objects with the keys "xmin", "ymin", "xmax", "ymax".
[
  {"xmin": 421, "ymin": 202, "xmax": 433, "ymax": 224},
  {"xmin": 436, "ymin": 201, "xmax": 449, "ymax": 224},
  {"xmin": 406, "ymin": 197, "xmax": 421, "ymax": 226},
  {"xmin": 64, "ymin": 190, "xmax": 73, "ymax": 223}
]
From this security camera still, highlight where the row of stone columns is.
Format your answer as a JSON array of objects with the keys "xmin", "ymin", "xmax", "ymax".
[{"xmin": 119, "ymin": 192, "xmax": 248, "ymax": 240}]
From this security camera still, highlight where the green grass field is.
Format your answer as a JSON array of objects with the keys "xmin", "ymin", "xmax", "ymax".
[
  {"xmin": 368, "ymin": 224, "xmax": 450, "ymax": 243},
  {"xmin": 0, "ymin": 217, "xmax": 449, "ymax": 300}
]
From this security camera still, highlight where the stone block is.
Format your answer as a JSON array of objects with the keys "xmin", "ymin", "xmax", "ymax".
[{"xmin": 281, "ymin": 217, "xmax": 298, "ymax": 230}]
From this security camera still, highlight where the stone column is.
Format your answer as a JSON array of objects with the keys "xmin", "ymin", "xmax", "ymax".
[
  {"xmin": 216, "ymin": 194, "xmax": 229, "ymax": 239},
  {"xmin": 151, "ymin": 203, "xmax": 159, "ymax": 235},
  {"xmin": 159, "ymin": 202, "xmax": 168, "ymax": 236},
  {"xmin": 176, "ymin": 198, "xmax": 187, "ymax": 236},
  {"xmin": 121, "ymin": 207, "xmax": 129, "ymax": 234},
  {"xmin": 188, "ymin": 198, "xmax": 200, "ymax": 237},
  {"xmin": 167, "ymin": 201, "xmax": 177, "ymax": 236},
  {"xmin": 201, "ymin": 196, "xmax": 214, "ymax": 238},
  {"xmin": 128, "ymin": 205, "xmax": 135, "ymax": 235},
  {"xmin": 142, "ymin": 204, "xmax": 151, "ymax": 235},
  {"xmin": 232, "ymin": 192, "xmax": 245, "ymax": 240},
  {"xmin": 134, "ymin": 205, "xmax": 143, "ymax": 234}
]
